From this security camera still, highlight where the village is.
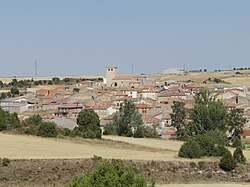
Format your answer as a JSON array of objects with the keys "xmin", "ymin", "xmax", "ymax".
[{"xmin": 1, "ymin": 66, "xmax": 250, "ymax": 139}]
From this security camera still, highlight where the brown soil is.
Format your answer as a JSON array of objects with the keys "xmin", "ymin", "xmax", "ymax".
[{"xmin": 0, "ymin": 159, "xmax": 250, "ymax": 187}]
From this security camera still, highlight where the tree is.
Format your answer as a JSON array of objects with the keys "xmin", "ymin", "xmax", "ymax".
[
  {"xmin": 0, "ymin": 107, "xmax": 7, "ymax": 131},
  {"xmin": 0, "ymin": 80, "xmax": 3, "ymax": 88},
  {"xmin": 10, "ymin": 87, "xmax": 19, "ymax": 95},
  {"xmin": 170, "ymin": 101, "xmax": 188, "ymax": 139},
  {"xmin": 76, "ymin": 109, "xmax": 102, "ymax": 139},
  {"xmin": 219, "ymin": 149, "xmax": 236, "ymax": 171},
  {"xmin": 25, "ymin": 114, "xmax": 43, "ymax": 126},
  {"xmin": 228, "ymin": 109, "xmax": 246, "ymax": 139},
  {"xmin": 188, "ymin": 89, "xmax": 228, "ymax": 135},
  {"xmin": 233, "ymin": 147, "xmax": 246, "ymax": 164},
  {"xmin": 52, "ymin": 77, "xmax": 60, "ymax": 84},
  {"xmin": 178, "ymin": 139, "xmax": 203, "ymax": 159},
  {"xmin": 65, "ymin": 159, "xmax": 155, "ymax": 187},
  {"xmin": 0, "ymin": 93, "xmax": 7, "ymax": 100},
  {"xmin": 6, "ymin": 112, "xmax": 21, "ymax": 129},
  {"xmin": 37, "ymin": 121, "xmax": 58, "ymax": 138},
  {"xmin": 109, "ymin": 99, "xmax": 145, "ymax": 137},
  {"xmin": 194, "ymin": 134, "xmax": 216, "ymax": 157},
  {"xmin": 116, "ymin": 99, "xmax": 137, "ymax": 136}
]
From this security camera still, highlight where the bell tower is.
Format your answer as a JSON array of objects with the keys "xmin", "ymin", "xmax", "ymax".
[{"xmin": 106, "ymin": 66, "xmax": 118, "ymax": 86}]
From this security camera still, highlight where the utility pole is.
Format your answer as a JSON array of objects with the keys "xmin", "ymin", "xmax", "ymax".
[{"xmin": 35, "ymin": 60, "xmax": 38, "ymax": 76}]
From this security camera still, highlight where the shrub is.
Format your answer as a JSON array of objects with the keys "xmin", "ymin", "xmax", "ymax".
[
  {"xmin": 214, "ymin": 144, "xmax": 228, "ymax": 157},
  {"xmin": 24, "ymin": 125, "xmax": 38, "ymax": 135},
  {"xmin": 70, "ymin": 127, "xmax": 82, "ymax": 137},
  {"xmin": 2, "ymin": 158, "xmax": 10, "ymax": 167},
  {"xmin": 103, "ymin": 122, "xmax": 117, "ymax": 135},
  {"xmin": 232, "ymin": 137, "xmax": 242, "ymax": 148},
  {"xmin": 194, "ymin": 134, "xmax": 215, "ymax": 157},
  {"xmin": 65, "ymin": 159, "xmax": 154, "ymax": 187},
  {"xmin": 133, "ymin": 126, "xmax": 144, "ymax": 138},
  {"xmin": 37, "ymin": 122, "xmax": 58, "ymax": 138},
  {"xmin": 63, "ymin": 128, "xmax": 71, "ymax": 136},
  {"xmin": 0, "ymin": 107, "xmax": 7, "ymax": 131},
  {"xmin": 233, "ymin": 147, "xmax": 246, "ymax": 164},
  {"xmin": 219, "ymin": 149, "xmax": 236, "ymax": 171},
  {"xmin": 178, "ymin": 139, "xmax": 203, "ymax": 159}
]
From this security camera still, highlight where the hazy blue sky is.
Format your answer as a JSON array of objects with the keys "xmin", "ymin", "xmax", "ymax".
[{"xmin": 1, "ymin": 0, "xmax": 250, "ymax": 77}]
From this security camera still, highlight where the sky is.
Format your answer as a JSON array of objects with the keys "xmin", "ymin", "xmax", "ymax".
[{"xmin": 0, "ymin": 0, "xmax": 250, "ymax": 77}]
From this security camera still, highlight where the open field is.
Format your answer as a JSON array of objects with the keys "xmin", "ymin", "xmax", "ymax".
[
  {"xmin": 0, "ymin": 133, "xmax": 249, "ymax": 162},
  {"xmin": 103, "ymin": 135, "xmax": 183, "ymax": 151},
  {"xmin": 0, "ymin": 133, "xmax": 182, "ymax": 161},
  {"xmin": 0, "ymin": 133, "xmax": 250, "ymax": 186}
]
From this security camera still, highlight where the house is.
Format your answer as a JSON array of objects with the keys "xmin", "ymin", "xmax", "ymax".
[
  {"xmin": 58, "ymin": 103, "xmax": 83, "ymax": 118},
  {"xmin": 0, "ymin": 96, "xmax": 30, "ymax": 114},
  {"xmin": 88, "ymin": 104, "xmax": 117, "ymax": 119},
  {"xmin": 158, "ymin": 91, "xmax": 186, "ymax": 103},
  {"xmin": 135, "ymin": 103, "xmax": 154, "ymax": 115}
]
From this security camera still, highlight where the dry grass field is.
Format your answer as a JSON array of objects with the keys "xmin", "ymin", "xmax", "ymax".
[
  {"xmin": 0, "ymin": 133, "xmax": 181, "ymax": 161},
  {"xmin": 0, "ymin": 133, "xmax": 249, "ymax": 162}
]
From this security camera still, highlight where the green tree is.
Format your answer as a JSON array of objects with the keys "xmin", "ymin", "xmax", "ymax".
[
  {"xmin": 232, "ymin": 136, "xmax": 243, "ymax": 148},
  {"xmin": 6, "ymin": 112, "xmax": 21, "ymax": 129},
  {"xmin": 0, "ymin": 107, "xmax": 7, "ymax": 131},
  {"xmin": 219, "ymin": 149, "xmax": 236, "ymax": 171},
  {"xmin": 170, "ymin": 101, "xmax": 188, "ymax": 139},
  {"xmin": 228, "ymin": 109, "xmax": 246, "ymax": 139},
  {"xmin": 194, "ymin": 134, "xmax": 216, "ymax": 157},
  {"xmin": 65, "ymin": 159, "xmax": 155, "ymax": 187},
  {"xmin": 25, "ymin": 114, "xmax": 43, "ymax": 126},
  {"xmin": 37, "ymin": 121, "xmax": 58, "ymax": 138},
  {"xmin": 233, "ymin": 147, "xmax": 246, "ymax": 164},
  {"xmin": 52, "ymin": 77, "xmax": 60, "ymax": 84},
  {"xmin": 188, "ymin": 89, "xmax": 228, "ymax": 135},
  {"xmin": 0, "ymin": 93, "xmax": 7, "ymax": 100},
  {"xmin": 10, "ymin": 87, "xmax": 19, "ymax": 95},
  {"xmin": 76, "ymin": 109, "xmax": 102, "ymax": 139},
  {"xmin": 109, "ymin": 99, "xmax": 145, "ymax": 137},
  {"xmin": 116, "ymin": 100, "xmax": 137, "ymax": 136},
  {"xmin": 178, "ymin": 139, "xmax": 203, "ymax": 159},
  {"xmin": 0, "ymin": 80, "xmax": 4, "ymax": 88}
]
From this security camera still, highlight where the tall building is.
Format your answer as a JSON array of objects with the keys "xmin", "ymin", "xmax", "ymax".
[{"xmin": 105, "ymin": 66, "xmax": 118, "ymax": 86}]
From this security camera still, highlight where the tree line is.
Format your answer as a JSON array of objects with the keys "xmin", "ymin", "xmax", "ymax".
[{"xmin": 171, "ymin": 88, "xmax": 247, "ymax": 171}]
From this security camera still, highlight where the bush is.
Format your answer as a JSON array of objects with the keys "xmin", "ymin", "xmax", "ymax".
[
  {"xmin": 63, "ymin": 128, "xmax": 71, "ymax": 136},
  {"xmin": 194, "ymin": 134, "xmax": 215, "ymax": 157},
  {"xmin": 103, "ymin": 122, "xmax": 117, "ymax": 135},
  {"xmin": 133, "ymin": 126, "xmax": 144, "ymax": 138},
  {"xmin": 232, "ymin": 137, "xmax": 242, "ymax": 148},
  {"xmin": 219, "ymin": 149, "xmax": 236, "ymax": 171},
  {"xmin": 178, "ymin": 139, "xmax": 203, "ymax": 159},
  {"xmin": 37, "ymin": 122, "xmax": 58, "ymax": 138},
  {"xmin": 2, "ymin": 158, "xmax": 10, "ymax": 167},
  {"xmin": 233, "ymin": 147, "xmax": 246, "ymax": 164},
  {"xmin": 65, "ymin": 159, "xmax": 154, "ymax": 187},
  {"xmin": 70, "ymin": 127, "xmax": 82, "ymax": 137},
  {"xmin": 214, "ymin": 144, "xmax": 228, "ymax": 157},
  {"xmin": 0, "ymin": 107, "xmax": 7, "ymax": 131}
]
